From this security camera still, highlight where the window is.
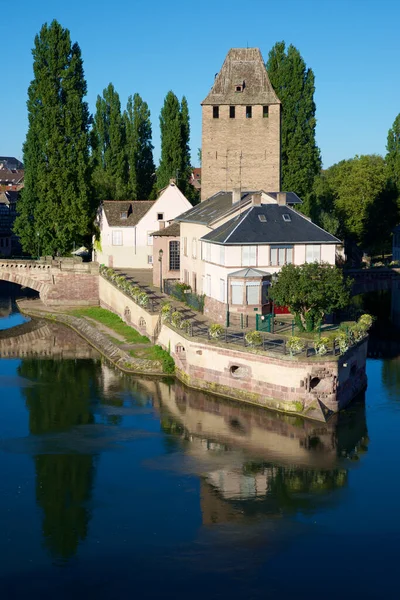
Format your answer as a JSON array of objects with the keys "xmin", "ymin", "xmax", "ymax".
[
  {"xmin": 184, "ymin": 269, "xmax": 189, "ymax": 284},
  {"xmin": 192, "ymin": 272, "xmax": 197, "ymax": 292},
  {"xmin": 220, "ymin": 245, "xmax": 225, "ymax": 266},
  {"xmin": 258, "ymin": 215, "xmax": 267, "ymax": 222},
  {"xmin": 183, "ymin": 237, "xmax": 187, "ymax": 256},
  {"xmin": 120, "ymin": 211, "xmax": 128, "ymax": 219},
  {"xmin": 192, "ymin": 238, "xmax": 197, "ymax": 259},
  {"xmin": 202, "ymin": 242, "xmax": 211, "ymax": 262},
  {"xmin": 213, "ymin": 106, "xmax": 219, "ymax": 119},
  {"xmin": 230, "ymin": 106, "xmax": 235, "ymax": 118},
  {"xmin": 147, "ymin": 232, "xmax": 153, "ymax": 246},
  {"xmin": 282, "ymin": 214, "xmax": 291, "ymax": 222},
  {"xmin": 306, "ymin": 245, "xmax": 321, "ymax": 263},
  {"xmin": 270, "ymin": 245, "xmax": 293, "ymax": 266},
  {"xmin": 157, "ymin": 213, "xmax": 164, "ymax": 221},
  {"xmin": 169, "ymin": 240, "xmax": 180, "ymax": 270},
  {"xmin": 231, "ymin": 282, "xmax": 244, "ymax": 305},
  {"xmin": 241, "ymin": 245, "xmax": 257, "ymax": 266},
  {"xmin": 263, "ymin": 106, "xmax": 269, "ymax": 118},
  {"xmin": 112, "ymin": 230, "xmax": 122, "ymax": 246},
  {"xmin": 246, "ymin": 106, "xmax": 252, "ymax": 119},
  {"xmin": 206, "ymin": 274, "xmax": 211, "ymax": 296},
  {"xmin": 235, "ymin": 85, "xmax": 243, "ymax": 92},
  {"xmin": 246, "ymin": 282, "xmax": 259, "ymax": 305},
  {"xmin": 147, "ymin": 255, "xmax": 153, "ymax": 265},
  {"xmin": 220, "ymin": 279, "xmax": 225, "ymax": 302},
  {"xmin": 262, "ymin": 281, "xmax": 270, "ymax": 304}
]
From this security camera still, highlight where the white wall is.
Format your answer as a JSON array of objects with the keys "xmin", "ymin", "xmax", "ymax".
[{"xmin": 97, "ymin": 183, "xmax": 192, "ymax": 269}]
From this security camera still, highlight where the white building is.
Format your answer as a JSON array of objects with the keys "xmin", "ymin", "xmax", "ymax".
[
  {"xmin": 175, "ymin": 190, "xmax": 342, "ymax": 323},
  {"xmin": 94, "ymin": 181, "xmax": 192, "ymax": 269}
]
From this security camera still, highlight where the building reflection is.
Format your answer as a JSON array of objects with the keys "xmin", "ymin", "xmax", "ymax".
[
  {"xmin": 18, "ymin": 359, "xmax": 99, "ymax": 560},
  {"xmin": 156, "ymin": 382, "xmax": 368, "ymax": 524}
]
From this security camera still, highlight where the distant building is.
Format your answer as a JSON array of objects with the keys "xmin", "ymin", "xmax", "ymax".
[
  {"xmin": 0, "ymin": 157, "xmax": 23, "ymax": 170},
  {"xmin": 0, "ymin": 168, "xmax": 24, "ymax": 191},
  {"xmin": 201, "ymin": 48, "xmax": 281, "ymax": 201},
  {"xmin": 0, "ymin": 190, "xmax": 20, "ymax": 257},
  {"xmin": 189, "ymin": 168, "xmax": 201, "ymax": 192},
  {"xmin": 94, "ymin": 181, "xmax": 192, "ymax": 269}
]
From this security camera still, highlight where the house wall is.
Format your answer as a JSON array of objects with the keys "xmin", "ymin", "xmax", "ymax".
[
  {"xmin": 97, "ymin": 184, "xmax": 192, "ymax": 269},
  {"xmin": 152, "ymin": 235, "xmax": 181, "ymax": 287},
  {"xmin": 201, "ymin": 104, "xmax": 281, "ymax": 201},
  {"xmin": 180, "ymin": 222, "xmax": 210, "ymax": 292}
]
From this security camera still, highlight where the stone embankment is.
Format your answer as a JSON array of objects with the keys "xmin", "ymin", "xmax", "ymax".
[{"xmin": 17, "ymin": 300, "xmax": 163, "ymax": 375}]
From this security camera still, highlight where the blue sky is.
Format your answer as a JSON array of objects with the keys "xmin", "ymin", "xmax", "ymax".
[{"xmin": 3, "ymin": 0, "xmax": 400, "ymax": 169}]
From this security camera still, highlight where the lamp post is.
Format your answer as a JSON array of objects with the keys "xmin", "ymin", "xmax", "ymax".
[
  {"xmin": 158, "ymin": 249, "xmax": 164, "ymax": 293},
  {"xmin": 271, "ymin": 272, "xmax": 278, "ymax": 333},
  {"xmin": 36, "ymin": 231, "xmax": 40, "ymax": 260}
]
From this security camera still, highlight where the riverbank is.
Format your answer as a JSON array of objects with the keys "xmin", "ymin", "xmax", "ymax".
[{"xmin": 17, "ymin": 299, "xmax": 165, "ymax": 376}]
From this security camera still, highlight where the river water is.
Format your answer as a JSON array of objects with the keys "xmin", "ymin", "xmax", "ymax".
[{"xmin": 0, "ymin": 291, "xmax": 399, "ymax": 599}]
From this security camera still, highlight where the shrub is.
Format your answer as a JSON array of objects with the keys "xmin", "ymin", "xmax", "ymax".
[
  {"xmin": 372, "ymin": 261, "xmax": 385, "ymax": 268},
  {"xmin": 245, "ymin": 330, "xmax": 263, "ymax": 347},
  {"xmin": 314, "ymin": 336, "xmax": 330, "ymax": 356},
  {"xmin": 171, "ymin": 311, "xmax": 182, "ymax": 328},
  {"xmin": 161, "ymin": 303, "xmax": 172, "ymax": 322},
  {"xmin": 180, "ymin": 319, "xmax": 192, "ymax": 334},
  {"xmin": 389, "ymin": 260, "xmax": 400, "ymax": 267},
  {"xmin": 358, "ymin": 313, "xmax": 373, "ymax": 331},
  {"xmin": 208, "ymin": 323, "xmax": 225, "ymax": 339},
  {"xmin": 335, "ymin": 331, "xmax": 349, "ymax": 355},
  {"xmin": 137, "ymin": 292, "xmax": 149, "ymax": 307},
  {"xmin": 286, "ymin": 336, "xmax": 305, "ymax": 356}
]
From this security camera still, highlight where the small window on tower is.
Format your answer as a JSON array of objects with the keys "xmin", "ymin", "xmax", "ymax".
[
  {"xmin": 230, "ymin": 106, "xmax": 235, "ymax": 119},
  {"xmin": 246, "ymin": 106, "xmax": 252, "ymax": 119},
  {"xmin": 213, "ymin": 106, "xmax": 219, "ymax": 119},
  {"xmin": 263, "ymin": 106, "xmax": 269, "ymax": 118}
]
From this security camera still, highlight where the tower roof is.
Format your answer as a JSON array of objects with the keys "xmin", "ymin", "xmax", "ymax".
[{"xmin": 202, "ymin": 48, "xmax": 280, "ymax": 106}]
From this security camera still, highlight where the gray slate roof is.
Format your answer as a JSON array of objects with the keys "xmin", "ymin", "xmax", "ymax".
[
  {"xmin": 176, "ymin": 190, "xmax": 302, "ymax": 226},
  {"xmin": 202, "ymin": 48, "xmax": 280, "ymax": 106},
  {"xmin": 103, "ymin": 201, "xmax": 155, "ymax": 227},
  {"xmin": 201, "ymin": 205, "xmax": 341, "ymax": 245},
  {"xmin": 151, "ymin": 221, "xmax": 180, "ymax": 237}
]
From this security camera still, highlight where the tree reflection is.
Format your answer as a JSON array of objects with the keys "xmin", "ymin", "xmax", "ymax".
[
  {"xmin": 18, "ymin": 359, "xmax": 98, "ymax": 560},
  {"xmin": 382, "ymin": 358, "xmax": 400, "ymax": 398}
]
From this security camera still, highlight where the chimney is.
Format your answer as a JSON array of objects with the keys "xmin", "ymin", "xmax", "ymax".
[
  {"xmin": 159, "ymin": 221, "xmax": 165, "ymax": 230},
  {"xmin": 232, "ymin": 188, "xmax": 241, "ymax": 204},
  {"xmin": 277, "ymin": 192, "xmax": 287, "ymax": 206},
  {"xmin": 169, "ymin": 178, "xmax": 176, "ymax": 185},
  {"xmin": 251, "ymin": 193, "xmax": 262, "ymax": 206}
]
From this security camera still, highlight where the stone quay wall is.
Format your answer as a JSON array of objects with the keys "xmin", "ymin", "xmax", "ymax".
[{"xmin": 157, "ymin": 324, "xmax": 368, "ymax": 422}]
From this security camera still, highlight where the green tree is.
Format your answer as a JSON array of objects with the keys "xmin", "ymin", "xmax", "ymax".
[
  {"xmin": 266, "ymin": 42, "xmax": 321, "ymax": 207},
  {"xmin": 91, "ymin": 83, "xmax": 128, "ymax": 201},
  {"xmin": 157, "ymin": 91, "xmax": 183, "ymax": 191},
  {"xmin": 386, "ymin": 113, "xmax": 400, "ymax": 191},
  {"xmin": 270, "ymin": 262, "xmax": 352, "ymax": 331},
  {"xmin": 124, "ymin": 93, "xmax": 155, "ymax": 199},
  {"xmin": 14, "ymin": 20, "xmax": 94, "ymax": 256}
]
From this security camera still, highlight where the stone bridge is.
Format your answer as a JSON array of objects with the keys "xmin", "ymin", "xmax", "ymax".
[
  {"xmin": 0, "ymin": 258, "xmax": 99, "ymax": 305},
  {"xmin": 346, "ymin": 268, "xmax": 400, "ymax": 296}
]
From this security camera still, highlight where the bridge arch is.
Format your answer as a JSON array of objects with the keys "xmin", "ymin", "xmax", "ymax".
[{"xmin": 0, "ymin": 265, "xmax": 51, "ymax": 301}]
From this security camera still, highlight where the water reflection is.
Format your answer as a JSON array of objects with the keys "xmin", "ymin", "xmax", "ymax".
[
  {"xmin": 18, "ymin": 359, "xmax": 99, "ymax": 560},
  {"xmin": 156, "ymin": 383, "xmax": 368, "ymax": 522}
]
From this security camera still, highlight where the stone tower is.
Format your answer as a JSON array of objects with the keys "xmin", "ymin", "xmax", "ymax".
[{"xmin": 201, "ymin": 48, "xmax": 281, "ymax": 201}]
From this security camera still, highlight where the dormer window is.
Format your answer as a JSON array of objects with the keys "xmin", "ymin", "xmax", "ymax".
[
  {"xmin": 258, "ymin": 215, "xmax": 267, "ymax": 222},
  {"xmin": 120, "ymin": 211, "xmax": 128, "ymax": 219},
  {"xmin": 282, "ymin": 214, "xmax": 291, "ymax": 222},
  {"xmin": 235, "ymin": 85, "xmax": 243, "ymax": 92}
]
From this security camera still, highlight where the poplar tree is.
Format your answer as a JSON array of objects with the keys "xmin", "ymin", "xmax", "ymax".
[
  {"xmin": 14, "ymin": 20, "xmax": 93, "ymax": 256},
  {"xmin": 386, "ymin": 113, "xmax": 400, "ymax": 191},
  {"xmin": 157, "ymin": 91, "xmax": 183, "ymax": 191},
  {"xmin": 91, "ymin": 83, "xmax": 128, "ymax": 201},
  {"xmin": 124, "ymin": 93, "xmax": 155, "ymax": 199},
  {"xmin": 266, "ymin": 42, "xmax": 321, "ymax": 206}
]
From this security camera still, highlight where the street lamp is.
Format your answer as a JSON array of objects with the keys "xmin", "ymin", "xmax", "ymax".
[
  {"xmin": 36, "ymin": 231, "xmax": 40, "ymax": 260},
  {"xmin": 158, "ymin": 249, "xmax": 164, "ymax": 292}
]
